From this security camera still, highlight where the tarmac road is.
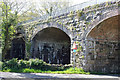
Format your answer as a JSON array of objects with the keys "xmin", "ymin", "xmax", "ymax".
[{"xmin": 0, "ymin": 72, "xmax": 120, "ymax": 80}]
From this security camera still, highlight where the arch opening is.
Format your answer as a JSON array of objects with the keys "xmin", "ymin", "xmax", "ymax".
[
  {"xmin": 10, "ymin": 32, "xmax": 25, "ymax": 60},
  {"xmin": 86, "ymin": 15, "xmax": 120, "ymax": 73},
  {"xmin": 31, "ymin": 27, "xmax": 71, "ymax": 64}
]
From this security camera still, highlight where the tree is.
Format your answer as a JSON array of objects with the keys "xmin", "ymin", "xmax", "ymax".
[
  {"xmin": 0, "ymin": 0, "xmax": 70, "ymax": 60},
  {"xmin": 17, "ymin": 0, "xmax": 70, "ymax": 57},
  {"xmin": 20, "ymin": 0, "xmax": 70, "ymax": 41},
  {"xmin": 0, "ymin": 0, "xmax": 36, "ymax": 60},
  {"xmin": 34, "ymin": 0, "xmax": 69, "ymax": 18},
  {"xmin": 0, "ymin": 2, "xmax": 17, "ymax": 60}
]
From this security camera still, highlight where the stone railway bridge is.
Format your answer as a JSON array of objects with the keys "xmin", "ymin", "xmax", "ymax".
[{"xmin": 12, "ymin": 0, "xmax": 120, "ymax": 73}]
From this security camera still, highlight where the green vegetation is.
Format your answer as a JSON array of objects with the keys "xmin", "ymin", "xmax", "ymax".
[
  {"xmin": 75, "ymin": 41, "xmax": 83, "ymax": 53},
  {"xmin": 67, "ymin": 11, "xmax": 74, "ymax": 19},
  {"xmin": 0, "ymin": 1, "xmax": 35, "ymax": 61},
  {"xmin": 1, "ymin": 58, "xmax": 89, "ymax": 74},
  {"xmin": 0, "ymin": 2, "xmax": 18, "ymax": 60},
  {"xmin": 2, "ymin": 67, "xmax": 90, "ymax": 74},
  {"xmin": 76, "ymin": 10, "xmax": 84, "ymax": 20},
  {"xmin": 0, "ymin": 61, "xmax": 3, "ymax": 70}
]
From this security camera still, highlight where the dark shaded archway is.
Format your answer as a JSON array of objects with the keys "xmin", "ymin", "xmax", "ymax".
[
  {"xmin": 31, "ymin": 27, "xmax": 71, "ymax": 64},
  {"xmin": 86, "ymin": 15, "xmax": 120, "ymax": 73},
  {"xmin": 10, "ymin": 33, "xmax": 25, "ymax": 60}
]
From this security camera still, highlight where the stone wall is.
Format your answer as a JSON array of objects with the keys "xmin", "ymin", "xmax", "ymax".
[{"xmin": 85, "ymin": 40, "xmax": 119, "ymax": 73}]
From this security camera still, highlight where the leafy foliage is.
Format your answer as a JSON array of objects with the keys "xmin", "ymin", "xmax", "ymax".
[
  {"xmin": 2, "ymin": 58, "xmax": 47, "ymax": 69},
  {"xmin": 0, "ymin": 61, "xmax": 3, "ymax": 69},
  {"xmin": 0, "ymin": 2, "xmax": 17, "ymax": 60},
  {"xmin": 2, "ymin": 58, "xmax": 89, "ymax": 74},
  {"xmin": 3, "ymin": 58, "xmax": 18, "ymax": 69},
  {"xmin": 29, "ymin": 59, "xmax": 45, "ymax": 69},
  {"xmin": 18, "ymin": 59, "xmax": 30, "ymax": 68},
  {"xmin": 0, "ymin": 1, "xmax": 37, "ymax": 60}
]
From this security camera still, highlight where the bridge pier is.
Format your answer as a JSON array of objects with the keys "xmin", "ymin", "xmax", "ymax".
[{"xmin": 85, "ymin": 38, "xmax": 119, "ymax": 73}]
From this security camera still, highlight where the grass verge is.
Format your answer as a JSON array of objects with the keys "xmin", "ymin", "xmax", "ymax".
[{"xmin": 2, "ymin": 67, "xmax": 90, "ymax": 74}]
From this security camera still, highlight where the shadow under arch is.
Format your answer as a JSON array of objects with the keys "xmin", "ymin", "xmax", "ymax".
[
  {"xmin": 31, "ymin": 27, "xmax": 71, "ymax": 64},
  {"xmin": 86, "ymin": 9, "xmax": 119, "ymax": 38},
  {"xmin": 85, "ymin": 15, "xmax": 120, "ymax": 73},
  {"xmin": 87, "ymin": 15, "xmax": 120, "ymax": 41}
]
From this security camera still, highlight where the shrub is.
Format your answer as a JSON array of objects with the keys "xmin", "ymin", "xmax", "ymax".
[
  {"xmin": 18, "ymin": 59, "xmax": 30, "ymax": 68},
  {"xmin": 3, "ymin": 58, "xmax": 48, "ymax": 70},
  {"xmin": 4, "ymin": 58, "xmax": 18, "ymax": 69},
  {"xmin": 0, "ymin": 61, "xmax": 3, "ymax": 70},
  {"xmin": 29, "ymin": 59, "xmax": 45, "ymax": 69},
  {"xmin": 2, "ymin": 58, "xmax": 72, "ymax": 72},
  {"xmin": 2, "ymin": 58, "xmax": 90, "ymax": 74}
]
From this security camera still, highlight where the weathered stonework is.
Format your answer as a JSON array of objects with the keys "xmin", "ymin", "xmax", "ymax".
[{"xmin": 17, "ymin": 1, "xmax": 120, "ymax": 73}]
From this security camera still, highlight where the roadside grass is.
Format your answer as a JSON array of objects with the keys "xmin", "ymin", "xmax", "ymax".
[
  {"xmin": 2, "ymin": 67, "xmax": 90, "ymax": 74},
  {"xmin": 3, "ymin": 58, "xmax": 118, "ymax": 74},
  {"xmin": 1, "ymin": 58, "xmax": 90, "ymax": 74}
]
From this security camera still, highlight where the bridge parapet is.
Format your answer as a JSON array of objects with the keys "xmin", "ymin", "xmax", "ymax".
[
  {"xmin": 23, "ymin": 1, "xmax": 120, "ymax": 42},
  {"xmin": 18, "ymin": 0, "xmax": 119, "ymax": 26}
]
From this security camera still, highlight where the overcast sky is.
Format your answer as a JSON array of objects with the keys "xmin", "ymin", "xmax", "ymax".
[
  {"xmin": 34, "ymin": 0, "xmax": 116, "ymax": 6},
  {"xmin": 63, "ymin": 0, "xmax": 116, "ymax": 6},
  {"xmin": 11, "ymin": 0, "xmax": 117, "ymax": 6},
  {"xmin": 70, "ymin": 0, "xmax": 90, "ymax": 5},
  {"xmin": 34, "ymin": 0, "xmax": 90, "ymax": 6}
]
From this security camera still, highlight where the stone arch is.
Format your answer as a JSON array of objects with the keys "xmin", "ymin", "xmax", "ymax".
[
  {"xmin": 85, "ymin": 13, "xmax": 120, "ymax": 73},
  {"xmin": 87, "ymin": 15, "xmax": 120, "ymax": 41},
  {"xmin": 31, "ymin": 27, "xmax": 71, "ymax": 64},
  {"xmin": 10, "ymin": 32, "xmax": 25, "ymax": 60},
  {"xmin": 86, "ymin": 9, "xmax": 119, "ymax": 38},
  {"xmin": 31, "ymin": 23, "xmax": 72, "ymax": 41}
]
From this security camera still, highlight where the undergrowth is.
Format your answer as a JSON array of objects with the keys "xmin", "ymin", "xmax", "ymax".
[{"xmin": 1, "ymin": 58, "xmax": 90, "ymax": 74}]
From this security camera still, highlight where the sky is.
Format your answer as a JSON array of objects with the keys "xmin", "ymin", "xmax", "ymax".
[
  {"xmin": 34, "ymin": 0, "xmax": 90, "ymax": 6},
  {"xmin": 10, "ymin": 0, "xmax": 117, "ymax": 7},
  {"xmin": 69, "ymin": 0, "xmax": 90, "ymax": 5},
  {"xmin": 33, "ymin": 0, "xmax": 116, "ymax": 6},
  {"xmin": 4, "ymin": 0, "xmax": 117, "ymax": 5},
  {"xmin": 3, "ymin": 0, "xmax": 117, "ymax": 16}
]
